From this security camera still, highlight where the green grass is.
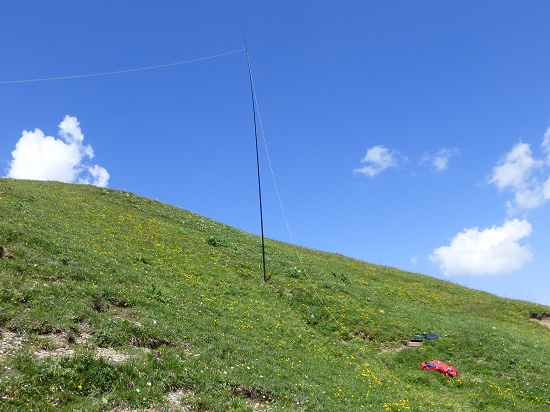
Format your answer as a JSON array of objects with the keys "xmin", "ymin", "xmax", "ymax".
[{"xmin": 0, "ymin": 178, "xmax": 549, "ymax": 411}]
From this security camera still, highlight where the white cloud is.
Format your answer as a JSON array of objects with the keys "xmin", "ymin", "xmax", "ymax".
[
  {"xmin": 6, "ymin": 116, "xmax": 109, "ymax": 187},
  {"xmin": 80, "ymin": 165, "xmax": 110, "ymax": 187},
  {"xmin": 421, "ymin": 148, "xmax": 459, "ymax": 171},
  {"xmin": 411, "ymin": 255, "xmax": 419, "ymax": 264},
  {"xmin": 429, "ymin": 219, "xmax": 533, "ymax": 276},
  {"xmin": 543, "ymin": 127, "xmax": 550, "ymax": 164},
  {"xmin": 489, "ymin": 140, "xmax": 550, "ymax": 213},
  {"xmin": 544, "ymin": 176, "xmax": 550, "ymax": 199},
  {"xmin": 353, "ymin": 145, "xmax": 405, "ymax": 177},
  {"xmin": 431, "ymin": 128, "xmax": 550, "ymax": 278},
  {"xmin": 433, "ymin": 156, "xmax": 449, "ymax": 171},
  {"xmin": 489, "ymin": 142, "xmax": 543, "ymax": 191}
]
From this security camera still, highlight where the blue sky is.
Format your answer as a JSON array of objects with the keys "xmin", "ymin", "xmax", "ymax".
[{"xmin": 2, "ymin": 1, "xmax": 550, "ymax": 305}]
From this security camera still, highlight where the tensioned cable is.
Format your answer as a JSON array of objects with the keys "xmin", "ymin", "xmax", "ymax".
[
  {"xmin": 0, "ymin": 48, "xmax": 245, "ymax": 84},
  {"xmin": 247, "ymin": 56, "xmax": 346, "ymax": 331}
]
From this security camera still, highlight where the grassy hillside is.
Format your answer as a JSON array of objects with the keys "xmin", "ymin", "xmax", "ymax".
[{"xmin": 0, "ymin": 178, "xmax": 549, "ymax": 411}]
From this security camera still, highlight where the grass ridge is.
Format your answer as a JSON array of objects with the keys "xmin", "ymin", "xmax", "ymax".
[{"xmin": 0, "ymin": 178, "xmax": 549, "ymax": 411}]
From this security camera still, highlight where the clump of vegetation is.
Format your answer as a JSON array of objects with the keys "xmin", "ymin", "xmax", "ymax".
[
  {"xmin": 286, "ymin": 266, "xmax": 302, "ymax": 279},
  {"xmin": 0, "ymin": 178, "xmax": 549, "ymax": 411},
  {"xmin": 331, "ymin": 271, "xmax": 349, "ymax": 283},
  {"xmin": 206, "ymin": 236, "xmax": 230, "ymax": 248}
]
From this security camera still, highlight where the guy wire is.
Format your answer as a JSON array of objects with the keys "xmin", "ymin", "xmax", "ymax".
[{"xmin": 0, "ymin": 49, "xmax": 245, "ymax": 84}]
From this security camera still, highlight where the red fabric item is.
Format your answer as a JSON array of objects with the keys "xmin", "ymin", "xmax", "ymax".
[{"xmin": 420, "ymin": 360, "xmax": 458, "ymax": 378}]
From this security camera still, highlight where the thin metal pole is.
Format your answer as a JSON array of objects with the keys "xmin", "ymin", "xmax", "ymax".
[{"xmin": 244, "ymin": 36, "xmax": 267, "ymax": 282}]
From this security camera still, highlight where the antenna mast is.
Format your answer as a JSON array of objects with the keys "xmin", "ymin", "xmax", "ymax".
[{"xmin": 243, "ymin": 34, "xmax": 267, "ymax": 282}]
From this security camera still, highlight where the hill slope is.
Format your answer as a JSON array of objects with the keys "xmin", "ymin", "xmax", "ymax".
[{"xmin": 0, "ymin": 178, "xmax": 549, "ymax": 411}]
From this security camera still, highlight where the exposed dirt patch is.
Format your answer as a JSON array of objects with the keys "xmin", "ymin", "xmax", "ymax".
[
  {"xmin": 349, "ymin": 330, "xmax": 383, "ymax": 342},
  {"xmin": 1, "ymin": 324, "xmax": 142, "ymax": 364},
  {"xmin": 113, "ymin": 307, "xmax": 141, "ymax": 326},
  {"xmin": 530, "ymin": 313, "xmax": 550, "ymax": 329},
  {"xmin": 32, "ymin": 324, "xmax": 91, "ymax": 359},
  {"xmin": 95, "ymin": 347, "xmax": 137, "ymax": 362},
  {"xmin": 230, "ymin": 384, "xmax": 275, "ymax": 407},
  {"xmin": 78, "ymin": 323, "xmax": 93, "ymax": 344},
  {"xmin": 378, "ymin": 343, "xmax": 407, "ymax": 354},
  {"xmin": 0, "ymin": 246, "xmax": 14, "ymax": 259},
  {"xmin": 102, "ymin": 389, "xmax": 195, "ymax": 412},
  {"xmin": 34, "ymin": 332, "xmax": 77, "ymax": 359},
  {"xmin": 530, "ymin": 312, "xmax": 550, "ymax": 321},
  {"xmin": 166, "ymin": 389, "xmax": 195, "ymax": 411},
  {"xmin": 531, "ymin": 318, "xmax": 550, "ymax": 329},
  {"xmin": 105, "ymin": 407, "xmax": 166, "ymax": 412},
  {"xmin": 0, "ymin": 331, "xmax": 26, "ymax": 363}
]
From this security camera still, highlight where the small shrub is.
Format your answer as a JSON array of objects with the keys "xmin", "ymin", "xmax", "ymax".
[
  {"xmin": 286, "ymin": 267, "xmax": 301, "ymax": 279},
  {"xmin": 331, "ymin": 271, "xmax": 349, "ymax": 283},
  {"xmin": 206, "ymin": 236, "xmax": 229, "ymax": 248},
  {"xmin": 133, "ymin": 253, "xmax": 149, "ymax": 265}
]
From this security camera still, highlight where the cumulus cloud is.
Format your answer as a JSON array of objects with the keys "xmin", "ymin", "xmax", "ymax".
[
  {"xmin": 80, "ymin": 164, "xmax": 110, "ymax": 187},
  {"xmin": 429, "ymin": 219, "xmax": 533, "ymax": 276},
  {"xmin": 488, "ymin": 140, "xmax": 550, "ymax": 214},
  {"xmin": 6, "ymin": 116, "xmax": 109, "ymax": 187},
  {"xmin": 489, "ymin": 142, "xmax": 543, "ymax": 191},
  {"xmin": 353, "ymin": 145, "xmax": 406, "ymax": 177},
  {"xmin": 421, "ymin": 148, "xmax": 459, "ymax": 171}
]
